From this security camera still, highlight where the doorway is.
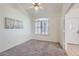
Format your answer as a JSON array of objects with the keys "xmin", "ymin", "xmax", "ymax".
[{"xmin": 65, "ymin": 4, "xmax": 79, "ymax": 56}]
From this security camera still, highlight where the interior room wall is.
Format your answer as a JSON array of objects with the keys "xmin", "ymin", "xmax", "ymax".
[
  {"xmin": 60, "ymin": 3, "xmax": 72, "ymax": 48},
  {"xmin": 0, "ymin": 5, "xmax": 31, "ymax": 53},
  {"xmin": 31, "ymin": 6, "xmax": 62, "ymax": 42},
  {"xmin": 65, "ymin": 4, "xmax": 79, "ymax": 45},
  {"xmin": 65, "ymin": 17, "xmax": 79, "ymax": 44}
]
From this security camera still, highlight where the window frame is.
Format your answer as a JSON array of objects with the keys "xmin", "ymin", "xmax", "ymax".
[{"xmin": 35, "ymin": 17, "xmax": 48, "ymax": 35}]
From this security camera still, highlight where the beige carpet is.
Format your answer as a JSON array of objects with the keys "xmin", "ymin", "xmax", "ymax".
[
  {"xmin": 66, "ymin": 44, "xmax": 79, "ymax": 56},
  {"xmin": 0, "ymin": 39, "xmax": 67, "ymax": 56}
]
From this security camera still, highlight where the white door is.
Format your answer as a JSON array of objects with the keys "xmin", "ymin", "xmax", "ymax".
[
  {"xmin": 70, "ymin": 18, "xmax": 79, "ymax": 44},
  {"xmin": 65, "ymin": 18, "xmax": 79, "ymax": 44}
]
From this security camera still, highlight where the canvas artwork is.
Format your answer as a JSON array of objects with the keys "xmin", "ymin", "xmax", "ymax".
[{"xmin": 4, "ymin": 17, "xmax": 23, "ymax": 29}]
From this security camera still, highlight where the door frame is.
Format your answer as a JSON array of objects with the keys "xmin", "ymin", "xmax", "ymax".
[{"xmin": 64, "ymin": 4, "xmax": 74, "ymax": 50}]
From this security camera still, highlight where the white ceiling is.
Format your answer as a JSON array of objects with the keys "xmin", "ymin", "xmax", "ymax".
[
  {"xmin": 19, "ymin": 3, "xmax": 63, "ymax": 17},
  {"xmin": 0, "ymin": 3, "xmax": 63, "ymax": 17}
]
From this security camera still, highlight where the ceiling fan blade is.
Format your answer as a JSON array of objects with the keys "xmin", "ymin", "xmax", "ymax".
[
  {"xmin": 33, "ymin": 3, "xmax": 41, "ymax": 6},
  {"xmin": 28, "ymin": 6, "xmax": 34, "ymax": 8},
  {"xmin": 39, "ymin": 6, "xmax": 43, "ymax": 9},
  {"xmin": 26, "ymin": 6, "xmax": 34, "ymax": 10},
  {"xmin": 26, "ymin": 3, "xmax": 43, "ymax": 11}
]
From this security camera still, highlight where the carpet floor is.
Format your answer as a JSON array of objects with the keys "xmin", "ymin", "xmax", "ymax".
[{"xmin": 0, "ymin": 39, "xmax": 67, "ymax": 56}]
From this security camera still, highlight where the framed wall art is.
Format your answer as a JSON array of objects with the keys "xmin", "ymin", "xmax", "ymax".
[{"xmin": 4, "ymin": 17, "xmax": 23, "ymax": 29}]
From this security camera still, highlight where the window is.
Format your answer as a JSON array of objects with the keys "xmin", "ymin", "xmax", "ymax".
[{"xmin": 35, "ymin": 17, "xmax": 48, "ymax": 35}]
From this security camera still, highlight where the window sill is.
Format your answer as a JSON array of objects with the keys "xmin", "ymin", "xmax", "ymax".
[{"xmin": 34, "ymin": 34, "xmax": 48, "ymax": 36}]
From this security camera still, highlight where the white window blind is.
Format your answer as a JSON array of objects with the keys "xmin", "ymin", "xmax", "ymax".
[{"xmin": 35, "ymin": 18, "xmax": 48, "ymax": 35}]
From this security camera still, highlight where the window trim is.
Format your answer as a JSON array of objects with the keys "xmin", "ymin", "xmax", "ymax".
[{"xmin": 35, "ymin": 17, "xmax": 48, "ymax": 35}]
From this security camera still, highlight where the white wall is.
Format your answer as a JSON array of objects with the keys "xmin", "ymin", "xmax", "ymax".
[
  {"xmin": 65, "ymin": 17, "xmax": 79, "ymax": 44},
  {"xmin": 65, "ymin": 4, "xmax": 79, "ymax": 45},
  {"xmin": 60, "ymin": 3, "xmax": 72, "ymax": 48},
  {"xmin": 0, "ymin": 5, "xmax": 31, "ymax": 53},
  {"xmin": 31, "ymin": 4, "xmax": 62, "ymax": 42},
  {"xmin": 31, "ymin": 4, "xmax": 73, "ymax": 44},
  {"xmin": 0, "ymin": 4, "xmax": 73, "ymax": 53}
]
